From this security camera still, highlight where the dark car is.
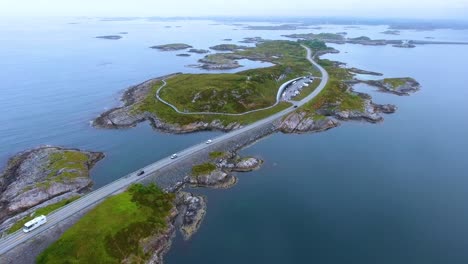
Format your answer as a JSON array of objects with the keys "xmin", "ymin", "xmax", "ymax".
[
  {"xmin": 294, "ymin": 105, "xmax": 298, "ymax": 108},
  {"xmin": 137, "ymin": 170, "xmax": 145, "ymax": 176}
]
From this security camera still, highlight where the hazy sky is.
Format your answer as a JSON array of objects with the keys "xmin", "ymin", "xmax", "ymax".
[{"xmin": 1, "ymin": 0, "xmax": 467, "ymax": 19}]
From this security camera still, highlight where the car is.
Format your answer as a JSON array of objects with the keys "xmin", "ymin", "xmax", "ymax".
[
  {"xmin": 137, "ymin": 170, "xmax": 144, "ymax": 176},
  {"xmin": 206, "ymin": 139, "xmax": 212, "ymax": 144},
  {"xmin": 171, "ymin": 154, "xmax": 178, "ymax": 159},
  {"xmin": 294, "ymin": 105, "xmax": 298, "ymax": 108}
]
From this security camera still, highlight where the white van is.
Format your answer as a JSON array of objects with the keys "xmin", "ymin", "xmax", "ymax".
[{"xmin": 23, "ymin": 215, "xmax": 47, "ymax": 233}]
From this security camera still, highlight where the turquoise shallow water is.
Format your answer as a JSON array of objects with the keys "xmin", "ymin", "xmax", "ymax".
[{"xmin": 1, "ymin": 17, "xmax": 468, "ymax": 263}]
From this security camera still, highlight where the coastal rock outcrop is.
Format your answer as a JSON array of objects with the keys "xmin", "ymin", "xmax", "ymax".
[
  {"xmin": 278, "ymin": 112, "xmax": 340, "ymax": 133},
  {"xmin": 0, "ymin": 146, "xmax": 104, "ymax": 224},
  {"xmin": 361, "ymin": 77, "xmax": 421, "ymax": 95},
  {"xmin": 177, "ymin": 192, "xmax": 207, "ymax": 240},
  {"xmin": 143, "ymin": 207, "xmax": 178, "ymax": 264},
  {"xmin": 332, "ymin": 99, "xmax": 397, "ymax": 123},
  {"xmin": 232, "ymin": 157, "xmax": 263, "ymax": 172},
  {"xmin": 189, "ymin": 169, "xmax": 237, "ymax": 189}
]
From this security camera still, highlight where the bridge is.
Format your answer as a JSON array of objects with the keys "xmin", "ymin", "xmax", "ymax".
[{"xmin": 0, "ymin": 45, "xmax": 328, "ymax": 255}]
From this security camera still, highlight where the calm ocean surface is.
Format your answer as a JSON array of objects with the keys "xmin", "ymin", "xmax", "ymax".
[{"xmin": 1, "ymin": 17, "xmax": 468, "ymax": 263}]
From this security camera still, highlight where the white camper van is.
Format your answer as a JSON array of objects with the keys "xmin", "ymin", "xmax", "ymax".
[{"xmin": 23, "ymin": 215, "xmax": 47, "ymax": 233}]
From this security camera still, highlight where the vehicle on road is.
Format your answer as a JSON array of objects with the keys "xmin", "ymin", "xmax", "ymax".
[
  {"xmin": 137, "ymin": 170, "xmax": 144, "ymax": 176},
  {"xmin": 171, "ymin": 154, "xmax": 178, "ymax": 159},
  {"xmin": 206, "ymin": 139, "xmax": 212, "ymax": 144},
  {"xmin": 23, "ymin": 215, "xmax": 47, "ymax": 233},
  {"xmin": 294, "ymin": 105, "xmax": 298, "ymax": 108}
]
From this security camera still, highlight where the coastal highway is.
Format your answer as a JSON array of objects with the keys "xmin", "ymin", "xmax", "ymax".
[{"xmin": 0, "ymin": 45, "xmax": 328, "ymax": 255}]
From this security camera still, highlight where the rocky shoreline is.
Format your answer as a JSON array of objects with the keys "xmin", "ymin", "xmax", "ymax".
[
  {"xmin": 350, "ymin": 77, "xmax": 421, "ymax": 95},
  {"xmin": 150, "ymin": 43, "xmax": 193, "ymax": 51},
  {"xmin": 93, "ymin": 73, "xmax": 244, "ymax": 133},
  {"xmin": 0, "ymin": 146, "xmax": 104, "ymax": 231},
  {"xmin": 143, "ymin": 153, "xmax": 263, "ymax": 263},
  {"xmin": 188, "ymin": 154, "xmax": 263, "ymax": 189}
]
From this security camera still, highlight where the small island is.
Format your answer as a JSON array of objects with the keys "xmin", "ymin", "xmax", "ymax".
[
  {"xmin": 176, "ymin": 53, "xmax": 191, "ymax": 57},
  {"xmin": 150, "ymin": 43, "xmax": 193, "ymax": 51},
  {"xmin": 358, "ymin": 77, "xmax": 421, "ymax": 95},
  {"xmin": 244, "ymin": 24, "xmax": 307, "ymax": 30},
  {"xmin": 188, "ymin": 48, "xmax": 210, "ymax": 54},
  {"xmin": 96, "ymin": 35, "xmax": 122, "ymax": 40},
  {"xmin": 0, "ymin": 146, "xmax": 104, "ymax": 233},
  {"xmin": 239, "ymin": 36, "xmax": 265, "ymax": 43},
  {"xmin": 283, "ymin": 32, "xmax": 468, "ymax": 47},
  {"xmin": 381, "ymin": 30, "xmax": 401, "ymax": 35},
  {"xmin": 209, "ymin": 44, "xmax": 248, "ymax": 51}
]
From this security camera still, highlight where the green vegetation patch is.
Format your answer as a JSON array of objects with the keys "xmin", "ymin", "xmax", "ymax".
[
  {"xmin": 382, "ymin": 78, "xmax": 411, "ymax": 89},
  {"xmin": 134, "ymin": 41, "xmax": 310, "ymax": 126},
  {"xmin": 47, "ymin": 151, "xmax": 89, "ymax": 179},
  {"xmin": 150, "ymin": 43, "xmax": 192, "ymax": 50},
  {"xmin": 209, "ymin": 44, "xmax": 247, "ymax": 51},
  {"xmin": 297, "ymin": 58, "xmax": 364, "ymax": 116},
  {"xmin": 284, "ymin": 32, "xmax": 345, "ymax": 41},
  {"xmin": 34, "ymin": 151, "xmax": 91, "ymax": 189},
  {"xmin": 300, "ymin": 39, "xmax": 332, "ymax": 54},
  {"xmin": 7, "ymin": 196, "xmax": 80, "ymax": 234},
  {"xmin": 209, "ymin": 151, "xmax": 226, "ymax": 159},
  {"xmin": 37, "ymin": 184, "xmax": 174, "ymax": 264},
  {"xmin": 192, "ymin": 163, "xmax": 217, "ymax": 177}
]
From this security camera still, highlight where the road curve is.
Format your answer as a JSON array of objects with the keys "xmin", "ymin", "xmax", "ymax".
[
  {"xmin": 0, "ymin": 44, "xmax": 328, "ymax": 255},
  {"xmin": 156, "ymin": 76, "xmax": 303, "ymax": 116}
]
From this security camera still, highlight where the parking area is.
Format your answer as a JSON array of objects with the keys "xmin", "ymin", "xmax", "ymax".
[{"xmin": 280, "ymin": 76, "xmax": 315, "ymax": 101}]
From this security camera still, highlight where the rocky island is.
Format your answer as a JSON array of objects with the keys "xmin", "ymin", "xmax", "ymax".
[
  {"xmin": 283, "ymin": 32, "xmax": 468, "ymax": 48},
  {"xmin": 355, "ymin": 77, "xmax": 421, "ymax": 95},
  {"xmin": 150, "ymin": 43, "xmax": 193, "ymax": 51},
  {"xmin": 96, "ymin": 35, "xmax": 122, "ymax": 40},
  {"xmin": 0, "ymin": 146, "xmax": 104, "ymax": 233},
  {"xmin": 188, "ymin": 48, "xmax": 210, "ymax": 54},
  {"xmin": 188, "ymin": 153, "xmax": 263, "ymax": 189},
  {"xmin": 209, "ymin": 44, "xmax": 248, "ymax": 51},
  {"xmin": 381, "ymin": 30, "xmax": 401, "ymax": 35}
]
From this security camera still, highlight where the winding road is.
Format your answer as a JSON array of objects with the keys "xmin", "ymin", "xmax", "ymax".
[
  {"xmin": 156, "ymin": 74, "xmax": 303, "ymax": 116},
  {"xmin": 0, "ymin": 45, "xmax": 328, "ymax": 255}
]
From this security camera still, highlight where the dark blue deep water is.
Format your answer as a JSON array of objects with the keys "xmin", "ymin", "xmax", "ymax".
[{"xmin": 1, "ymin": 17, "xmax": 468, "ymax": 263}]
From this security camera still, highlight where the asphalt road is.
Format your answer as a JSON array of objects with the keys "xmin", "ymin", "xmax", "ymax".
[{"xmin": 0, "ymin": 44, "xmax": 328, "ymax": 255}]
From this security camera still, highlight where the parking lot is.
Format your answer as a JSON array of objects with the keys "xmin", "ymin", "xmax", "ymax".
[{"xmin": 280, "ymin": 76, "xmax": 315, "ymax": 101}]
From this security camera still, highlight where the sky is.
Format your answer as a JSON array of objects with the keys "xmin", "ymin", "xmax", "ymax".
[{"xmin": 1, "ymin": 0, "xmax": 467, "ymax": 19}]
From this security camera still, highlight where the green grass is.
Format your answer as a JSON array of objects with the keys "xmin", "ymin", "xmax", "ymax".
[
  {"xmin": 134, "ymin": 40, "xmax": 310, "ymax": 126},
  {"xmin": 209, "ymin": 151, "xmax": 226, "ymax": 159},
  {"xmin": 32, "ymin": 151, "xmax": 92, "ymax": 190},
  {"xmin": 46, "ymin": 151, "xmax": 89, "ymax": 180},
  {"xmin": 296, "ymin": 58, "xmax": 365, "ymax": 116},
  {"xmin": 201, "ymin": 53, "xmax": 238, "ymax": 64},
  {"xmin": 134, "ymin": 78, "xmax": 292, "ymax": 126},
  {"xmin": 383, "ymin": 78, "xmax": 410, "ymax": 89},
  {"xmin": 192, "ymin": 163, "xmax": 217, "ymax": 177},
  {"xmin": 37, "ymin": 184, "xmax": 174, "ymax": 264},
  {"xmin": 7, "ymin": 196, "xmax": 80, "ymax": 234}
]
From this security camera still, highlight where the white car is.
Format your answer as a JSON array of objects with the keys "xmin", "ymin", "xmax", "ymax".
[
  {"xmin": 205, "ymin": 139, "xmax": 213, "ymax": 144},
  {"xmin": 170, "ymin": 154, "xmax": 178, "ymax": 159}
]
